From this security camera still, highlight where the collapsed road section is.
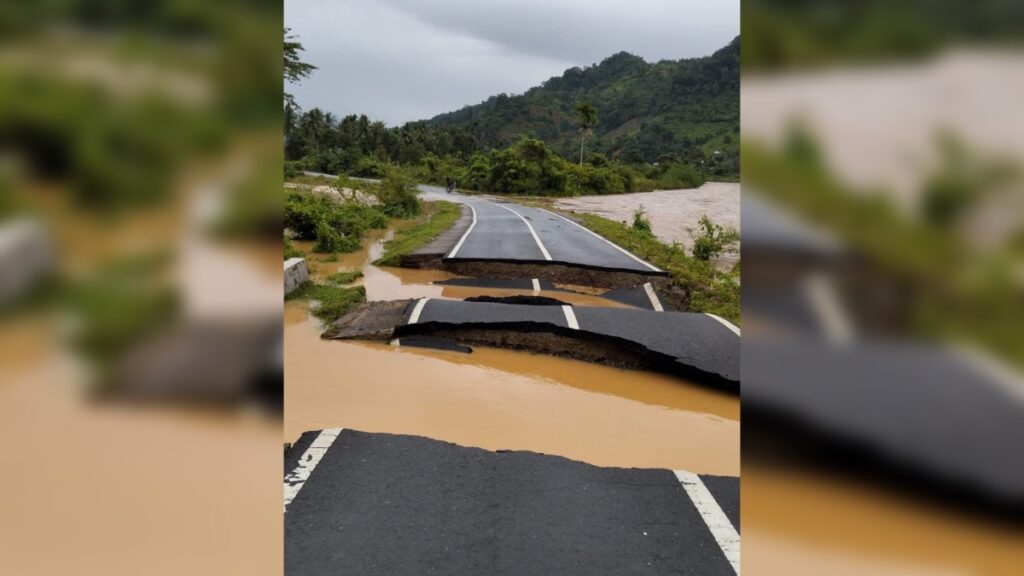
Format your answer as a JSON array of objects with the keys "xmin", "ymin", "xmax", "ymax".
[
  {"xmin": 326, "ymin": 298, "xmax": 739, "ymax": 387},
  {"xmin": 401, "ymin": 193, "xmax": 668, "ymax": 289},
  {"xmin": 284, "ymin": 429, "xmax": 739, "ymax": 576}
]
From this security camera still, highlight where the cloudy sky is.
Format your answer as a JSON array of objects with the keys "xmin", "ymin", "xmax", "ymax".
[{"xmin": 285, "ymin": 0, "xmax": 739, "ymax": 126}]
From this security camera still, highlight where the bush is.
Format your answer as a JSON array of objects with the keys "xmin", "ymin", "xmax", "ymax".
[
  {"xmin": 352, "ymin": 156, "xmax": 388, "ymax": 178},
  {"xmin": 284, "ymin": 236, "xmax": 304, "ymax": 259},
  {"xmin": 376, "ymin": 171, "xmax": 422, "ymax": 218},
  {"xmin": 657, "ymin": 162, "xmax": 704, "ymax": 189},
  {"xmin": 632, "ymin": 207, "xmax": 652, "ymax": 235},
  {"xmin": 284, "ymin": 189, "xmax": 388, "ymax": 254},
  {"xmin": 689, "ymin": 215, "xmax": 739, "ymax": 261},
  {"xmin": 314, "ymin": 220, "xmax": 356, "ymax": 253}
]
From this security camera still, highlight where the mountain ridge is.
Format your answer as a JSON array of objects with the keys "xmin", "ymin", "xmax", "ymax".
[{"xmin": 425, "ymin": 36, "xmax": 739, "ymax": 170}]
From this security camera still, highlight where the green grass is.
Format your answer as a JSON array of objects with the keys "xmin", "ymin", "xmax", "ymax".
[
  {"xmin": 325, "ymin": 270, "xmax": 363, "ymax": 285},
  {"xmin": 284, "ymin": 236, "xmax": 304, "ymax": 260},
  {"xmin": 286, "ymin": 282, "xmax": 366, "ymax": 324},
  {"xmin": 374, "ymin": 201, "xmax": 462, "ymax": 267},
  {"xmin": 571, "ymin": 212, "xmax": 740, "ymax": 323}
]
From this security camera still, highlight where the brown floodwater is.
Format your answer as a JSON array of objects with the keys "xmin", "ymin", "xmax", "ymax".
[
  {"xmin": 0, "ymin": 340, "xmax": 282, "ymax": 575},
  {"xmin": 743, "ymin": 464, "xmax": 1024, "ymax": 575},
  {"xmin": 286, "ymin": 217, "xmax": 740, "ymax": 475},
  {"xmin": 552, "ymin": 183, "xmax": 741, "ymax": 269},
  {"xmin": 1, "ymin": 140, "xmax": 284, "ymax": 575}
]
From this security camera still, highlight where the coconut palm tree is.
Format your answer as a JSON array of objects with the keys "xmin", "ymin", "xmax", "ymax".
[{"xmin": 575, "ymin": 102, "xmax": 598, "ymax": 165}]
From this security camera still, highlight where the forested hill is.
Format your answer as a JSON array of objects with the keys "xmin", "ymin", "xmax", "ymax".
[{"xmin": 428, "ymin": 36, "xmax": 739, "ymax": 169}]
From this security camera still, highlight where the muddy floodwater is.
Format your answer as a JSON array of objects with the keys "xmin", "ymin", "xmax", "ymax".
[
  {"xmin": 743, "ymin": 465, "xmax": 1024, "ymax": 575},
  {"xmin": 552, "ymin": 182, "xmax": 740, "ymax": 269},
  {"xmin": 286, "ymin": 214, "xmax": 741, "ymax": 475}
]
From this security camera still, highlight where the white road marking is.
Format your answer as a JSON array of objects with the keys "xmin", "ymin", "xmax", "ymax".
[
  {"xmin": 284, "ymin": 428, "xmax": 343, "ymax": 512},
  {"xmin": 804, "ymin": 273, "xmax": 854, "ymax": 345},
  {"xmin": 705, "ymin": 313, "xmax": 741, "ymax": 337},
  {"xmin": 643, "ymin": 282, "xmax": 664, "ymax": 312},
  {"xmin": 674, "ymin": 470, "xmax": 740, "ymax": 574},
  {"xmin": 952, "ymin": 345, "xmax": 1024, "ymax": 403},
  {"xmin": 562, "ymin": 305, "xmax": 579, "ymax": 329},
  {"xmin": 492, "ymin": 202, "xmax": 552, "ymax": 261},
  {"xmin": 538, "ymin": 207, "xmax": 662, "ymax": 272},
  {"xmin": 446, "ymin": 203, "xmax": 478, "ymax": 258},
  {"xmin": 531, "ymin": 278, "xmax": 541, "ymax": 292},
  {"xmin": 408, "ymin": 298, "xmax": 429, "ymax": 324}
]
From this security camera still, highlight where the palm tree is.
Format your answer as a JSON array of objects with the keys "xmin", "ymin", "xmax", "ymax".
[
  {"xmin": 575, "ymin": 102, "xmax": 598, "ymax": 165},
  {"xmin": 298, "ymin": 108, "xmax": 334, "ymax": 157}
]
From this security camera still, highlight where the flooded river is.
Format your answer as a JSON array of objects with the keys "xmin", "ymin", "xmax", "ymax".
[
  {"xmin": 552, "ymin": 182, "xmax": 740, "ymax": 269},
  {"xmin": 285, "ymin": 214, "xmax": 741, "ymax": 475}
]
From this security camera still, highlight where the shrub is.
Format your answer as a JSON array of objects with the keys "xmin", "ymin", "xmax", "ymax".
[
  {"xmin": 376, "ymin": 171, "xmax": 422, "ymax": 218},
  {"xmin": 352, "ymin": 156, "xmax": 388, "ymax": 178},
  {"xmin": 284, "ymin": 236, "xmax": 304, "ymax": 259},
  {"xmin": 689, "ymin": 215, "xmax": 739, "ymax": 261},
  {"xmin": 632, "ymin": 207, "xmax": 652, "ymax": 235}
]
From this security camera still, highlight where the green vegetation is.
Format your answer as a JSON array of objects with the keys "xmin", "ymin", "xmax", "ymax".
[
  {"xmin": 575, "ymin": 102, "xmax": 598, "ymax": 165},
  {"xmin": 413, "ymin": 138, "xmax": 703, "ymax": 196},
  {"xmin": 284, "ymin": 236, "xmax": 304, "ymax": 259},
  {"xmin": 376, "ymin": 171, "xmax": 422, "ymax": 218},
  {"xmin": 689, "ymin": 215, "xmax": 740, "ymax": 261},
  {"xmin": 743, "ymin": 0, "xmax": 1024, "ymax": 70},
  {"xmin": 284, "ymin": 189, "xmax": 388, "ymax": 253},
  {"xmin": 284, "ymin": 38, "xmax": 738, "ymax": 192},
  {"xmin": 743, "ymin": 125, "xmax": 1024, "ymax": 368},
  {"xmin": 325, "ymin": 270, "xmax": 363, "ymax": 285},
  {"xmin": 429, "ymin": 39, "xmax": 739, "ymax": 171},
  {"xmin": 286, "ymin": 282, "xmax": 366, "ymax": 324},
  {"xmin": 375, "ymin": 201, "xmax": 463, "ymax": 267},
  {"xmin": 64, "ymin": 252, "xmax": 179, "ymax": 365},
  {"xmin": 572, "ymin": 212, "xmax": 740, "ymax": 322},
  {"xmin": 631, "ymin": 207, "xmax": 652, "ymax": 235}
]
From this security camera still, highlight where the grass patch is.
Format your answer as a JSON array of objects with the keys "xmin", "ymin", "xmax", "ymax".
[
  {"xmin": 325, "ymin": 270, "xmax": 363, "ymax": 285},
  {"xmin": 374, "ymin": 201, "xmax": 462, "ymax": 267},
  {"xmin": 572, "ymin": 212, "xmax": 739, "ymax": 323},
  {"xmin": 286, "ymin": 282, "xmax": 366, "ymax": 324},
  {"xmin": 284, "ymin": 236, "xmax": 304, "ymax": 259}
]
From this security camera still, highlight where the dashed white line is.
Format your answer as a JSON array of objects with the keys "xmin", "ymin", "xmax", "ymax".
[
  {"xmin": 538, "ymin": 207, "xmax": 662, "ymax": 272},
  {"xmin": 446, "ymin": 203, "xmax": 478, "ymax": 258},
  {"xmin": 674, "ymin": 470, "xmax": 739, "ymax": 574},
  {"xmin": 284, "ymin": 428, "xmax": 343, "ymax": 512},
  {"xmin": 643, "ymin": 283, "xmax": 664, "ymax": 312},
  {"xmin": 705, "ymin": 313, "xmax": 741, "ymax": 337},
  {"xmin": 531, "ymin": 278, "xmax": 541, "ymax": 292},
  {"xmin": 408, "ymin": 298, "xmax": 429, "ymax": 324},
  {"xmin": 492, "ymin": 202, "xmax": 552, "ymax": 261},
  {"xmin": 561, "ymin": 305, "xmax": 579, "ymax": 329}
]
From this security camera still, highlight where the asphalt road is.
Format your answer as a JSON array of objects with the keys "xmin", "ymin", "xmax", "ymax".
[
  {"xmin": 416, "ymin": 185, "xmax": 663, "ymax": 274},
  {"xmin": 402, "ymin": 298, "xmax": 740, "ymax": 384},
  {"xmin": 744, "ymin": 341, "xmax": 1024, "ymax": 504},
  {"xmin": 285, "ymin": 430, "xmax": 739, "ymax": 576}
]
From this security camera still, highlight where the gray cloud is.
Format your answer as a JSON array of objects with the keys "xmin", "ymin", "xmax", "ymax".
[{"xmin": 286, "ymin": 0, "xmax": 738, "ymax": 125}]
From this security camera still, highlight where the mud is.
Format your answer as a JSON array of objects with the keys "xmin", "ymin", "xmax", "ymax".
[
  {"xmin": 399, "ymin": 327, "xmax": 669, "ymax": 374},
  {"xmin": 463, "ymin": 295, "xmax": 570, "ymax": 306},
  {"xmin": 324, "ymin": 299, "xmax": 411, "ymax": 340},
  {"xmin": 442, "ymin": 259, "xmax": 665, "ymax": 290}
]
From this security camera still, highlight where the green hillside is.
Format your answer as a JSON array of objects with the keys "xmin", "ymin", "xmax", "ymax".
[{"xmin": 428, "ymin": 36, "xmax": 739, "ymax": 175}]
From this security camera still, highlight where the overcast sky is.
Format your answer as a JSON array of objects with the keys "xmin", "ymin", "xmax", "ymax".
[{"xmin": 285, "ymin": 0, "xmax": 739, "ymax": 126}]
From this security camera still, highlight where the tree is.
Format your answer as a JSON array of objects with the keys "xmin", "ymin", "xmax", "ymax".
[
  {"xmin": 297, "ymin": 108, "xmax": 333, "ymax": 157},
  {"xmin": 284, "ymin": 28, "xmax": 317, "ymax": 84},
  {"xmin": 575, "ymin": 102, "xmax": 598, "ymax": 165}
]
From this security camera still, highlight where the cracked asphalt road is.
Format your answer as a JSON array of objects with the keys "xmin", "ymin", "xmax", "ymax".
[{"xmin": 285, "ymin": 430, "xmax": 739, "ymax": 576}]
